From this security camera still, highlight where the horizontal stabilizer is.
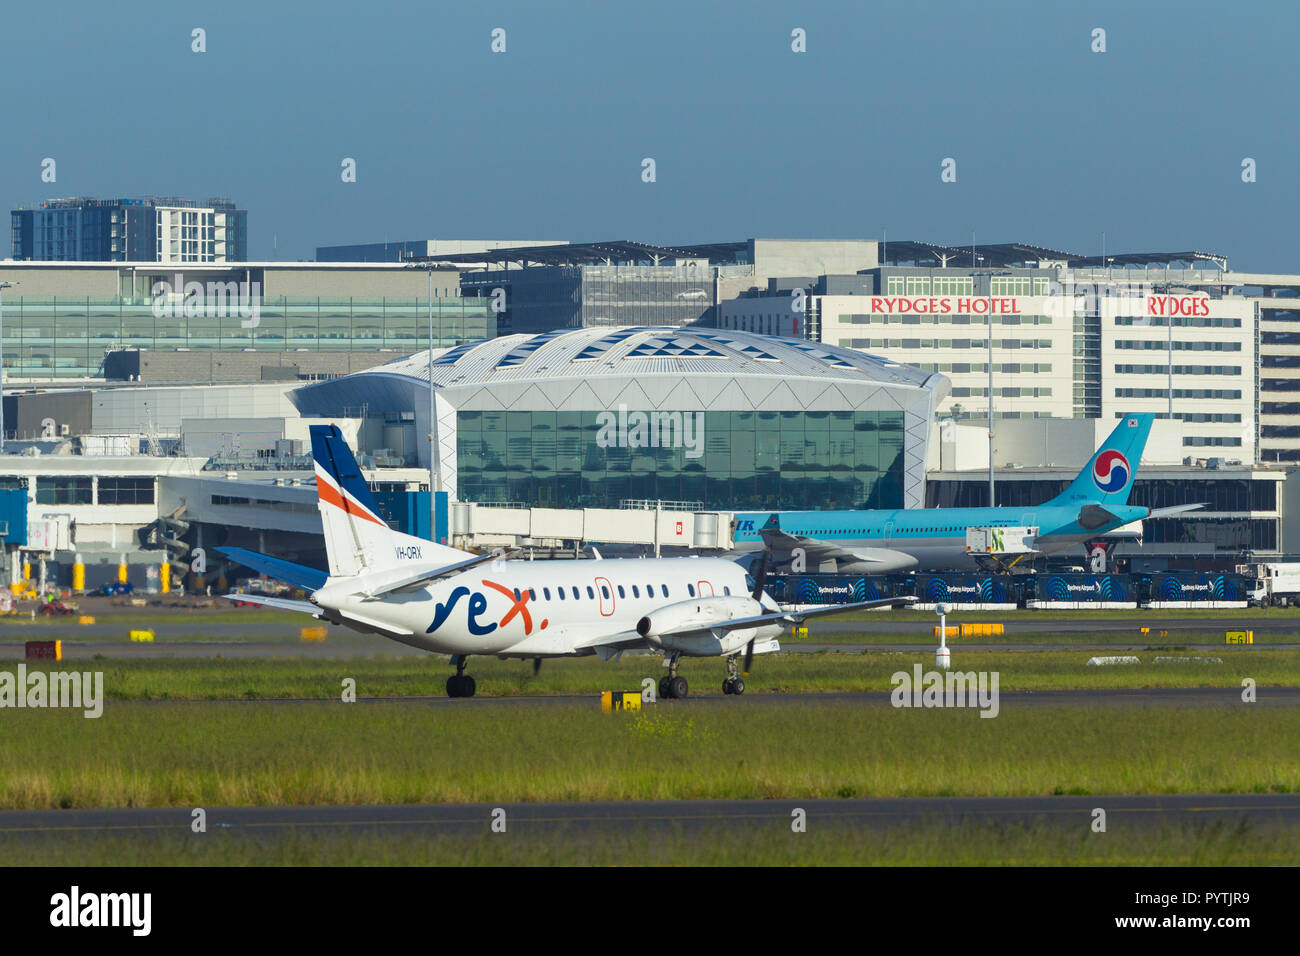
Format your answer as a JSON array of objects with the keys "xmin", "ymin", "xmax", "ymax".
[
  {"xmin": 1147, "ymin": 502, "xmax": 1206, "ymax": 518},
  {"xmin": 220, "ymin": 593, "xmax": 322, "ymax": 616},
  {"xmin": 217, "ymin": 547, "xmax": 329, "ymax": 593},
  {"xmin": 1078, "ymin": 503, "xmax": 1119, "ymax": 531},
  {"xmin": 357, "ymin": 549, "xmax": 514, "ymax": 598}
]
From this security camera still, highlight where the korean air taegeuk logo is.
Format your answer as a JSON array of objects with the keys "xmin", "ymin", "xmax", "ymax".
[{"xmin": 1092, "ymin": 450, "xmax": 1130, "ymax": 493}]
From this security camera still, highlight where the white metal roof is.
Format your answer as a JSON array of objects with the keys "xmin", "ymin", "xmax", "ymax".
[{"xmin": 369, "ymin": 325, "xmax": 938, "ymax": 390}]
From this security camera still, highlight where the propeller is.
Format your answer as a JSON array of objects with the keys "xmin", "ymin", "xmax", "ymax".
[
  {"xmin": 744, "ymin": 549, "xmax": 771, "ymax": 676},
  {"xmin": 533, "ymin": 657, "xmax": 542, "ymax": 676}
]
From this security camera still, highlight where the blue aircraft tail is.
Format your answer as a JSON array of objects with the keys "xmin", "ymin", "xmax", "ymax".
[
  {"xmin": 309, "ymin": 422, "xmax": 468, "ymax": 576},
  {"xmin": 1045, "ymin": 413, "xmax": 1154, "ymax": 506}
]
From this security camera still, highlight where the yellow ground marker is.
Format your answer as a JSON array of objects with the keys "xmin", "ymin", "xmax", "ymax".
[{"xmin": 600, "ymin": 691, "xmax": 643, "ymax": 713}]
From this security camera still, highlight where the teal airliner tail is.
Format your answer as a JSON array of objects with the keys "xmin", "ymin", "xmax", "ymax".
[{"xmin": 1045, "ymin": 413, "xmax": 1154, "ymax": 506}]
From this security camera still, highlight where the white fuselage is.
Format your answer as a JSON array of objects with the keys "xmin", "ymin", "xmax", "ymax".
[{"xmin": 312, "ymin": 556, "xmax": 781, "ymax": 659}]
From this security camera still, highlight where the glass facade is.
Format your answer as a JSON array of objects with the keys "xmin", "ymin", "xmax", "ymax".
[
  {"xmin": 0, "ymin": 296, "xmax": 495, "ymax": 378},
  {"xmin": 456, "ymin": 410, "xmax": 906, "ymax": 510},
  {"xmin": 928, "ymin": 477, "xmax": 1278, "ymax": 513},
  {"xmin": 461, "ymin": 265, "xmax": 714, "ymax": 335}
]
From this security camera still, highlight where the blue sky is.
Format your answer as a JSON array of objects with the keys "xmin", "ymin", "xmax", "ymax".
[{"xmin": 3, "ymin": 0, "xmax": 1297, "ymax": 268}]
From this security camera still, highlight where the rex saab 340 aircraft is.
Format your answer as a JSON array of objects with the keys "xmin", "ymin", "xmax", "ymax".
[
  {"xmin": 219, "ymin": 424, "xmax": 912, "ymax": 698},
  {"xmin": 732, "ymin": 412, "xmax": 1202, "ymax": 574}
]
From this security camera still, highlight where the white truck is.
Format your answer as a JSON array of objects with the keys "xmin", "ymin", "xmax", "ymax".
[
  {"xmin": 965, "ymin": 526, "xmax": 1038, "ymax": 556},
  {"xmin": 965, "ymin": 526, "xmax": 1038, "ymax": 570},
  {"xmin": 1236, "ymin": 562, "xmax": 1300, "ymax": 607}
]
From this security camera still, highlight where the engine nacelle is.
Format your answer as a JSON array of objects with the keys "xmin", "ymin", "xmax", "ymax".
[{"xmin": 636, "ymin": 595, "xmax": 761, "ymax": 643}]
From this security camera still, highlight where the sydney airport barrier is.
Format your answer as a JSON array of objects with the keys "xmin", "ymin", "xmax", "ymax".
[
  {"xmin": 771, "ymin": 571, "xmax": 1251, "ymax": 610},
  {"xmin": 769, "ymin": 573, "xmax": 1017, "ymax": 611}
]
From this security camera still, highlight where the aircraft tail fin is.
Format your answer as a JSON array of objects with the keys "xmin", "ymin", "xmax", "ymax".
[
  {"xmin": 310, "ymin": 424, "xmax": 468, "ymax": 577},
  {"xmin": 1045, "ymin": 413, "xmax": 1154, "ymax": 507}
]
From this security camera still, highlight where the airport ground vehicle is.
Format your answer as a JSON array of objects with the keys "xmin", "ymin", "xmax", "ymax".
[{"xmin": 1236, "ymin": 562, "xmax": 1300, "ymax": 607}]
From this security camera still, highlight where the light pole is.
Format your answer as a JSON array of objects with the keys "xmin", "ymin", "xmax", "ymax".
[
  {"xmin": 988, "ymin": 289, "xmax": 994, "ymax": 507},
  {"xmin": 426, "ymin": 266, "xmax": 437, "ymax": 541},
  {"xmin": 980, "ymin": 266, "xmax": 994, "ymax": 508},
  {"xmin": 408, "ymin": 263, "xmax": 439, "ymax": 542},
  {"xmin": 0, "ymin": 281, "xmax": 15, "ymax": 454},
  {"xmin": 935, "ymin": 602, "xmax": 950, "ymax": 670},
  {"xmin": 402, "ymin": 261, "xmax": 441, "ymax": 541}
]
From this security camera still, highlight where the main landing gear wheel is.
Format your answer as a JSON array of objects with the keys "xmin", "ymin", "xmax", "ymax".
[
  {"xmin": 447, "ymin": 655, "xmax": 476, "ymax": 698},
  {"xmin": 659, "ymin": 654, "xmax": 688, "ymax": 699},
  {"xmin": 446, "ymin": 675, "xmax": 477, "ymax": 698}
]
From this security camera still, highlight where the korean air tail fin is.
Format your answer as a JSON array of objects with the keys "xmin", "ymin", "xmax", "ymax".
[
  {"xmin": 310, "ymin": 424, "xmax": 468, "ymax": 577},
  {"xmin": 1045, "ymin": 413, "xmax": 1154, "ymax": 507}
]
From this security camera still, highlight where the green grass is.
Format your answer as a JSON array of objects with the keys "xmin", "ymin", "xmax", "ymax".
[
  {"xmin": 8, "ymin": 649, "xmax": 1295, "ymax": 701},
  {"xmin": 1, "ymin": 702, "xmax": 1296, "ymax": 809},
  {"xmin": 3, "ymin": 818, "xmax": 1296, "ymax": 866}
]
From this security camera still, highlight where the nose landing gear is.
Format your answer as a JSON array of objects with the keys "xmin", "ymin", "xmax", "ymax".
[{"xmin": 722, "ymin": 654, "xmax": 746, "ymax": 695}]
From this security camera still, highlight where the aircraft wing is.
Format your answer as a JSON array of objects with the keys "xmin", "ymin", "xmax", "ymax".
[
  {"xmin": 221, "ymin": 593, "xmax": 323, "ymax": 616},
  {"xmin": 653, "ymin": 596, "xmax": 916, "ymax": 638},
  {"xmin": 570, "ymin": 629, "xmax": 653, "ymax": 660},
  {"xmin": 763, "ymin": 532, "xmax": 907, "ymax": 568},
  {"xmin": 781, "ymin": 596, "xmax": 916, "ymax": 621},
  {"xmin": 571, "ymin": 629, "xmax": 650, "ymax": 651}
]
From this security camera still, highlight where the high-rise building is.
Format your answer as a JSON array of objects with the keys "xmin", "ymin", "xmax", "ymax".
[{"xmin": 10, "ymin": 197, "xmax": 247, "ymax": 262}]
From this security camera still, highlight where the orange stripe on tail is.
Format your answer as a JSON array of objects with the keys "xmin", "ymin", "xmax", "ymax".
[{"xmin": 316, "ymin": 474, "xmax": 388, "ymax": 526}]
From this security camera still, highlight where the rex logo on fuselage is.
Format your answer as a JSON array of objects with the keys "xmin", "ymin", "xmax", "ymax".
[{"xmin": 426, "ymin": 579, "xmax": 546, "ymax": 637}]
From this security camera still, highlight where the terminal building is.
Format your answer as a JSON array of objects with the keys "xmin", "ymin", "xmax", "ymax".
[
  {"xmin": 290, "ymin": 325, "xmax": 946, "ymax": 512},
  {"xmin": 0, "ymin": 260, "xmax": 486, "ymax": 384},
  {"xmin": 316, "ymin": 239, "xmax": 569, "ymax": 264},
  {"xmin": 4, "ymin": 235, "xmax": 1300, "ymax": 590},
  {"xmin": 419, "ymin": 239, "xmax": 877, "ymax": 335}
]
